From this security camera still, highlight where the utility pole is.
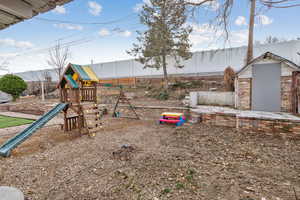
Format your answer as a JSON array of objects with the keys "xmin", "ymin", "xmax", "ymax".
[{"xmin": 246, "ymin": 0, "xmax": 256, "ymax": 64}]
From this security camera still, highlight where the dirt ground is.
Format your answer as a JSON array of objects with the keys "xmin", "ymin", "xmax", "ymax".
[
  {"xmin": 0, "ymin": 110, "xmax": 299, "ymax": 200},
  {"xmin": 0, "ymin": 90, "xmax": 300, "ymax": 200}
]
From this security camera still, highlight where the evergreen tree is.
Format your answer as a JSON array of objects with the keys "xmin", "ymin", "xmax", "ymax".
[
  {"xmin": 128, "ymin": 0, "xmax": 192, "ymax": 89},
  {"xmin": 0, "ymin": 74, "xmax": 27, "ymax": 101}
]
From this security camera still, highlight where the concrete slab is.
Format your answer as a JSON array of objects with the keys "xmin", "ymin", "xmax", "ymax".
[
  {"xmin": 192, "ymin": 105, "xmax": 300, "ymax": 122},
  {"xmin": 0, "ymin": 111, "xmax": 39, "ymax": 120}
]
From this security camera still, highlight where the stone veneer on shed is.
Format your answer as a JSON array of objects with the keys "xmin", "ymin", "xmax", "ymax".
[
  {"xmin": 237, "ymin": 78, "xmax": 251, "ymax": 110},
  {"xmin": 280, "ymin": 76, "xmax": 293, "ymax": 112}
]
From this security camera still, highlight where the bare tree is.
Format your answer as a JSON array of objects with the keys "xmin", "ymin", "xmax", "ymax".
[
  {"xmin": 265, "ymin": 35, "xmax": 286, "ymax": 44},
  {"xmin": 47, "ymin": 42, "xmax": 71, "ymax": 78},
  {"xmin": 260, "ymin": 0, "xmax": 300, "ymax": 8},
  {"xmin": 184, "ymin": 0, "xmax": 300, "ymax": 64}
]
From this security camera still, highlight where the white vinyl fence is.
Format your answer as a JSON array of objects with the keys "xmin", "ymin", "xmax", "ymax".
[{"xmin": 13, "ymin": 40, "xmax": 300, "ymax": 82}]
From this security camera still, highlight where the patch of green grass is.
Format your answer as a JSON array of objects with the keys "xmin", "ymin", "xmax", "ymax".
[
  {"xmin": 161, "ymin": 188, "xmax": 171, "ymax": 195},
  {"xmin": 175, "ymin": 182, "xmax": 185, "ymax": 190},
  {"xmin": 185, "ymin": 168, "xmax": 197, "ymax": 182},
  {"xmin": 185, "ymin": 175, "xmax": 193, "ymax": 182},
  {"xmin": 0, "ymin": 115, "xmax": 34, "ymax": 128},
  {"xmin": 187, "ymin": 169, "xmax": 196, "ymax": 175}
]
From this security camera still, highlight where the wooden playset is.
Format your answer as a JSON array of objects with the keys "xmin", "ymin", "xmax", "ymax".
[
  {"xmin": 159, "ymin": 112, "xmax": 186, "ymax": 126},
  {"xmin": 57, "ymin": 63, "xmax": 102, "ymax": 136},
  {"xmin": 0, "ymin": 63, "xmax": 102, "ymax": 157}
]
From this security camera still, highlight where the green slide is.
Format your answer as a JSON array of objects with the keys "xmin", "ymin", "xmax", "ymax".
[{"xmin": 0, "ymin": 103, "xmax": 68, "ymax": 157}]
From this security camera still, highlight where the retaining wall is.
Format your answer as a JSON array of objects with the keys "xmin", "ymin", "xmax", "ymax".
[
  {"xmin": 191, "ymin": 111, "xmax": 300, "ymax": 134},
  {"xmin": 190, "ymin": 91, "xmax": 235, "ymax": 107}
]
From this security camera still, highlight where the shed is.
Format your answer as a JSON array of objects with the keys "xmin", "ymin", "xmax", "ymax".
[{"xmin": 235, "ymin": 52, "xmax": 300, "ymax": 113}]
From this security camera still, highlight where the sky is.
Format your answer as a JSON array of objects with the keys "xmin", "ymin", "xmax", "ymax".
[{"xmin": 0, "ymin": 0, "xmax": 299, "ymax": 75}]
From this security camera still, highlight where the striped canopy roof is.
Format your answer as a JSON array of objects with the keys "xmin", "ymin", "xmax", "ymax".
[
  {"xmin": 70, "ymin": 64, "xmax": 98, "ymax": 81},
  {"xmin": 58, "ymin": 63, "xmax": 99, "ymax": 88}
]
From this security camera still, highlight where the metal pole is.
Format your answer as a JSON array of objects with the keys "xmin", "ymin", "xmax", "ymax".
[{"xmin": 41, "ymin": 81, "xmax": 45, "ymax": 101}]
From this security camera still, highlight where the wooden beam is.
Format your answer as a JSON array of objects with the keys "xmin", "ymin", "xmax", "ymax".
[
  {"xmin": 0, "ymin": 10, "xmax": 19, "ymax": 24},
  {"xmin": 0, "ymin": 0, "xmax": 33, "ymax": 19},
  {"xmin": 0, "ymin": 22, "xmax": 7, "ymax": 29}
]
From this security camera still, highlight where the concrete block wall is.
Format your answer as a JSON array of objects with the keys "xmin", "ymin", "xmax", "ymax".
[
  {"xmin": 192, "ymin": 111, "xmax": 300, "ymax": 134},
  {"xmin": 237, "ymin": 117, "xmax": 300, "ymax": 134},
  {"xmin": 190, "ymin": 91, "xmax": 235, "ymax": 107}
]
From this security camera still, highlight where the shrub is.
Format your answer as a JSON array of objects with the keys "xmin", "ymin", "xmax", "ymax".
[
  {"xmin": 156, "ymin": 90, "xmax": 169, "ymax": 100},
  {"xmin": 0, "ymin": 74, "xmax": 27, "ymax": 101},
  {"xmin": 224, "ymin": 66, "xmax": 235, "ymax": 91},
  {"xmin": 170, "ymin": 80, "xmax": 203, "ymax": 89},
  {"xmin": 146, "ymin": 88, "xmax": 170, "ymax": 100}
]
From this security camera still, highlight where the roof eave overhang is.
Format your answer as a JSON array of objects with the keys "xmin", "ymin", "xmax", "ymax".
[
  {"xmin": 236, "ymin": 52, "xmax": 300, "ymax": 77},
  {"xmin": 0, "ymin": 0, "xmax": 73, "ymax": 30}
]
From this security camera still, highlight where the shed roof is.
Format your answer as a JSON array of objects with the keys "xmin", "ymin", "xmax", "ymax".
[{"xmin": 236, "ymin": 52, "xmax": 300, "ymax": 75}]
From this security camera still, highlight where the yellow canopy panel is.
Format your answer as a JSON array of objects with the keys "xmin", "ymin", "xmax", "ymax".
[
  {"xmin": 72, "ymin": 73, "xmax": 79, "ymax": 81},
  {"xmin": 161, "ymin": 112, "xmax": 183, "ymax": 117},
  {"xmin": 82, "ymin": 66, "xmax": 99, "ymax": 82}
]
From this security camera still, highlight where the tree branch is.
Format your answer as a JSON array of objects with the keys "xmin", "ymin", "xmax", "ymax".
[{"xmin": 260, "ymin": 0, "xmax": 300, "ymax": 8}]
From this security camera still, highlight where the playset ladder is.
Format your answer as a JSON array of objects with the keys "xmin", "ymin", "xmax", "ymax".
[
  {"xmin": 112, "ymin": 88, "xmax": 139, "ymax": 119},
  {"xmin": 82, "ymin": 103, "xmax": 102, "ymax": 136}
]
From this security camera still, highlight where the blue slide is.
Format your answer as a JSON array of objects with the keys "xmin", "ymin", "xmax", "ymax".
[{"xmin": 0, "ymin": 103, "xmax": 68, "ymax": 157}]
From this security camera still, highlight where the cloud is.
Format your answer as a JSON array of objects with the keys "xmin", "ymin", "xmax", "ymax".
[
  {"xmin": 119, "ymin": 30, "xmax": 132, "ymax": 37},
  {"xmin": 52, "ymin": 5, "xmax": 66, "ymax": 14},
  {"xmin": 0, "ymin": 38, "xmax": 34, "ymax": 49},
  {"xmin": 88, "ymin": 1, "xmax": 102, "ymax": 16},
  {"xmin": 98, "ymin": 28, "xmax": 110, "ymax": 36},
  {"xmin": 134, "ymin": 0, "xmax": 219, "ymax": 12},
  {"xmin": 189, "ymin": 23, "xmax": 222, "ymax": 45},
  {"xmin": 133, "ymin": 0, "xmax": 152, "ymax": 12},
  {"xmin": 54, "ymin": 23, "xmax": 83, "ymax": 31},
  {"xmin": 98, "ymin": 29, "xmax": 131, "ymax": 37},
  {"xmin": 0, "ymin": 53, "xmax": 17, "ymax": 59},
  {"xmin": 185, "ymin": 0, "xmax": 220, "ymax": 11},
  {"xmin": 235, "ymin": 16, "xmax": 247, "ymax": 26},
  {"xmin": 257, "ymin": 15, "xmax": 273, "ymax": 25},
  {"xmin": 230, "ymin": 29, "xmax": 248, "ymax": 44},
  {"xmin": 203, "ymin": 1, "xmax": 220, "ymax": 11},
  {"xmin": 133, "ymin": 3, "xmax": 143, "ymax": 12},
  {"xmin": 188, "ymin": 23, "xmax": 248, "ymax": 50}
]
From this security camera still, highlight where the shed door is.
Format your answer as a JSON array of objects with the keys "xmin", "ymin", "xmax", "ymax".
[{"xmin": 252, "ymin": 63, "xmax": 281, "ymax": 112}]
